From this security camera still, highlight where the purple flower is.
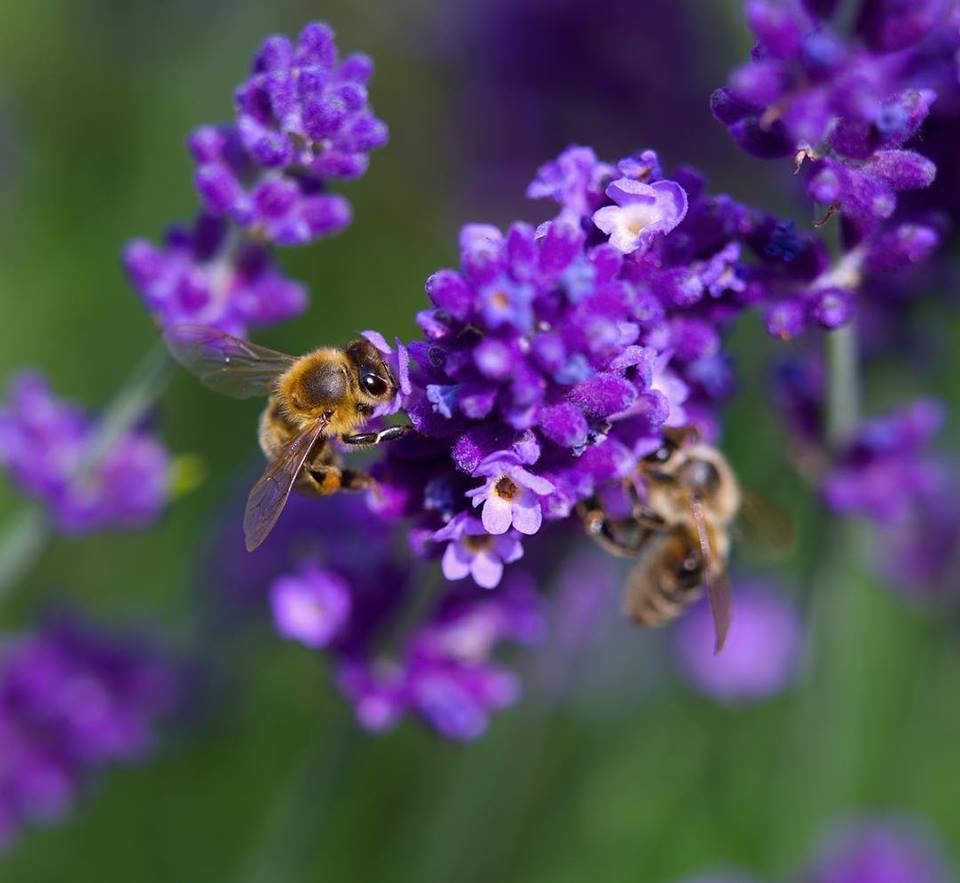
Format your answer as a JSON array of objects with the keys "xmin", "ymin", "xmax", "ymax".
[
  {"xmin": 189, "ymin": 125, "xmax": 353, "ymax": 246},
  {"xmin": 435, "ymin": 514, "xmax": 524, "ymax": 589},
  {"xmin": 806, "ymin": 817, "xmax": 953, "ymax": 883},
  {"xmin": 0, "ymin": 372, "xmax": 170, "ymax": 534},
  {"xmin": 465, "ymin": 453, "xmax": 555, "ymax": 535},
  {"xmin": 187, "ymin": 23, "xmax": 387, "ymax": 248},
  {"xmin": 824, "ymin": 399, "xmax": 944, "ymax": 524},
  {"xmin": 123, "ymin": 215, "xmax": 306, "ymax": 335},
  {"xmin": 714, "ymin": 0, "xmax": 957, "ymax": 244},
  {"xmin": 674, "ymin": 582, "xmax": 805, "ymax": 703},
  {"xmin": 127, "ymin": 21, "xmax": 386, "ymax": 335},
  {"xmin": 211, "ymin": 490, "xmax": 547, "ymax": 740},
  {"xmin": 269, "ymin": 563, "xmax": 351, "ymax": 649},
  {"xmin": 373, "ymin": 145, "xmax": 763, "ymax": 591},
  {"xmin": 819, "ymin": 398, "xmax": 960, "ymax": 596},
  {"xmin": 593, "ymin": 178, "xmax": 688, "ymax": 254},
  {"xmin": 527, "ymin": 145, "xmax": 615, "ymax": 220},
  {"xmin": 234, "ymin": 23, "xmax": 388, "ymax": 180},
  {"xmin": 337, "ymin": 576, "xmax": 545, "ymax": 740},
  {"xmin": 0, "ymin": 615, "xmax": 179, "ymax": 849}
]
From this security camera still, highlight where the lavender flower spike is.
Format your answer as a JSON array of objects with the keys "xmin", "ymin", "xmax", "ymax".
[
  {"xmin": 465, "ymin": 453, "xmax": 555, "ymax": 535},
  {"xmin": 593, "ymin": 177, "xmax": 688, "ymax": 254}
]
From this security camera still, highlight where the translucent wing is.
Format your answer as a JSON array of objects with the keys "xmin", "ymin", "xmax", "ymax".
[
  {"xmin": 737, "ymin": 491, "xmax": 796, "ymax": 560},
  {"xmin": 164, "ymin": 324, "xmax": 296, "ymax": 399},
  {"xmin": 243, "ymin": 418, "xmax": 328, "ymax": 552},
  {"xmin": 690, "ymin": 496, "xmax": 732, "ymax": 654}
]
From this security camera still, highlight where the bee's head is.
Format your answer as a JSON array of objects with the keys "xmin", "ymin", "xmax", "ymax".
[
  {"xmin": 677, "ymin": 446, "xmax": 740, "ymax": 522},
  {"xmin": 344, "ymin": 338, "xmax": 397, "ymax": 416}
]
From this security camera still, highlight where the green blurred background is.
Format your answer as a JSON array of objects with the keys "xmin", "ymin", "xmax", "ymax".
[{"xmin": 1, "ymin": 1, "xmax": 959, "ymax": 880}]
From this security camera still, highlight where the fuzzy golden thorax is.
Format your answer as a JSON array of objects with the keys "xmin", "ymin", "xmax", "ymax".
[
  {"xmin": 642, "ymin": 443, "xmax": 742, "ymax": 527},
  {"xmin": 274, "ymin": 340, "xmax": 396, "ymax": 437}
]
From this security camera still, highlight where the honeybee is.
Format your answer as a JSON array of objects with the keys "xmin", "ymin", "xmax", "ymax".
[
  {"xmin": 164, "ymin": 324, "xmax": 408, "ymax": 552},
  {"xmin": 578, "ymin": 428, "xmax": 741, "ymax": 653}
]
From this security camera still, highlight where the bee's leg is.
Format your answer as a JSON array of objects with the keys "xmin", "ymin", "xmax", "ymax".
[
  {"xmin": 624, "ymin": 477, "xmax": 668, "ymax": 529},
  {"xmin": 577, "ymin": 501, "xmax": 649, "ymax": 558},
  {"xmin": 341, "ymin": 424, "xmax": 412, "ymax": 447},
  {"xmin": 297, "ymin": 464, "xmax": 378, "ymax": 497},
  {"xmin": 296, "ymin": 465, "xmax": 346, "ymax": 497},
  {"xmin": 338, "ymin": 468, "xmax": 377, "ymax": 492}
]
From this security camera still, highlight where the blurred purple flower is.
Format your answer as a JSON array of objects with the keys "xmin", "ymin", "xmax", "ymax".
[
  {"xmin": 824, "ymin": 398, "xmax": 944, "ymax": 523},
  {"xmin": 805, "ymin": 816, "xmax": 953, "ymax": 883},
  {"xmin": 674, "ymin": 582, "xmax": 805, "ymax": 703},
  {"xmin": 189, "ymin": 125, "xmax": 352, "ymax": 246},
  {"xmin": 0, "ymin": 372, "xmax": 170, "ymax": 534},
  {"xmin": 188, "ymin": 23, "xmax": 387, "ymax": 247},
  {"xmin": 269, "ymin": 563, "xmax": 351, "ymax": 649},
  {"xmin": 126, "ymin": 21, "xmax": 386, "ymax": 334},
  {"xmin": 714, "ymin": 0, "xmax": 954, "ymax": 235},
  {"xmin": 337, "ymin": 573, "xmax": 545, "ymax": 741},
  {"xmin": 0, "ymin": 615, "xmax": 179, "ymax": 850},
  {"xmin": 234, "ymin": 23, "xmax": 387, "ymax": 182},
  {"xmin": 213, "ymin": 492, "xmax": 545, "ymax": 740},
  {"xmin": 824, "ymin": 398, "xmax": 960, "ymax": 597},
  {"xmin": 124, "ymin": 214, "xmax": 306, "ymax": 336}
]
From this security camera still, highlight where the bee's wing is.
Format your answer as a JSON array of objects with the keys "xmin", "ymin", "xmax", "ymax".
[
  {"xmin": 164, "ymin": 324, "xmax": 296, "ymax": 399},
  {"xmin": 736, "ymin": 490, "xmax": 796, "ymax": 560},
  {"xmin": 243, "ymin": 417, "xmax": 328, "ymax": 552},
  {"xmin": 690, "ymin": 496, "xmax": 731, "ymax": 655}
]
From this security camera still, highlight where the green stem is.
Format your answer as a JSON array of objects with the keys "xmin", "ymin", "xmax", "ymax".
[
  {"xmin": 75, "ymin": 340, "xmax": 172, "ymax": 481},
  {"xmin": 826, "ymin": 321, "xmax": 860, "ymax": 449},
  {"xmin": 766, "ymin": 313, "xmax": 865, "ymax": 869},
  {"xmin": 237, "ymin": 714, "xmax": 356, "ymax": 883},
  {"xmin": 0, "ymin": 506, "xmax": 51, "ymax": 602},
  {"xmin": 0, "ymin": 341, "xmax": 171, "ymax": 600}
]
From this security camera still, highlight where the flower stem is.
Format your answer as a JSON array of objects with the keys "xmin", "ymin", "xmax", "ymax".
[
  {"xmin": 0, "ymin": 340, "xmax": 171, "ymax": 600},
  {"xmin": 0, "ymin": 506, "xmax": 50, "ymax": 603},
  {"xmin": 767, "ymin": 316, "xmax": 865, "ymax": 869},
  {"xmin": 237, "ymin": 713, "xmax": 356, "ymax": 883},
  {"xmin": 76, "ymin": 340, "xmax": 172, "ymax": 481},
  {"xmin": 825, "ymin": 321, "xmax": 860, "ymax": 449}
]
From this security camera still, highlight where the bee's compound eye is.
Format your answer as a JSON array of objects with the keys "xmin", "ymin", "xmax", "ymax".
[
  {"xmin": 645, "ymin": 444, "xmax": 672, "ymax": 464},
  {"xmin": 361, "ymin": 372, "xmax": 389, "ymax": 397}
]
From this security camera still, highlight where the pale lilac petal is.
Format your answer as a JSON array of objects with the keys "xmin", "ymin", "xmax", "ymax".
[
  {"xmin": 512, "ymin": 466, "xmax": 555, "ymax": 496},
  {"xmin": 482, "ymin": 496, "xmax": 513, "ymax": 534},
  {"xmin": 510, "ymin": 495, "xmax": 543, "ymax": 535},
  {"xmin": 471, "ymin": 551, "xmax": 504, "ymax": 589},
  {"xmin": 442, "ymin": 541, "xmax": 472, "ymax": 580},
  {"xmin": 494, "ymin": 533, "xmax": 525, "ymax": 565},
  {"xmin": 592, "ymin": 205, "xmax": 623, "ymax": 239},
  {"xmin": 360, "ymin": 329, "xmax": 390, "ymax": 352}
]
